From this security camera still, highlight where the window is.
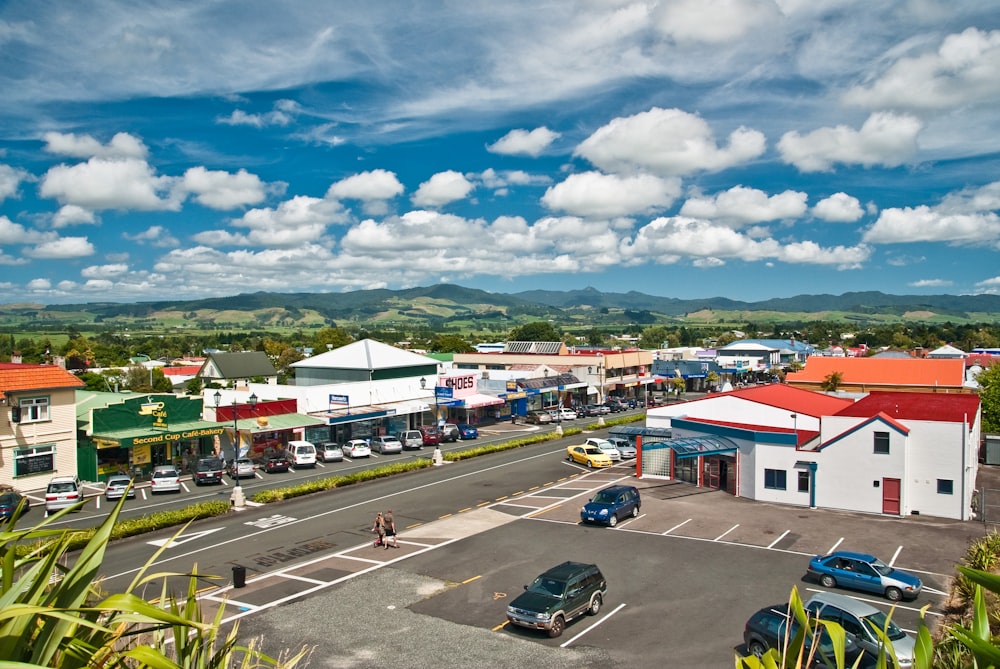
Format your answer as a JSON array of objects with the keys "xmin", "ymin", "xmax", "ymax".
[
  {"xmin": 938, "ymin": 479, "xmax": 954, "ymax": 495},
  {"xmin": 18, "ymin": 396, "xmax": 50, "ymax": 423},
  {"xmin": 14, "ymin": 444, "xmax": 55, "ymax": 477},
  {"xmin": 798, "ymin": 470, "xmax": 810, "ymax": 492},
  {"xmin": 764, "ymin": 468, "xmax": 787, "ymax": 490},
  {"xmin": 873, "ymin": 431, "xmax": 890, "ymax": 455}
]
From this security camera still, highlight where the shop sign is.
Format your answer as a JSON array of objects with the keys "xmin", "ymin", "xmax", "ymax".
[
  {"xmin": 131, "ymin": 426, "xmax": 226, "ymax": 446},
  {"xmin": 95, "ymin": 438, "xmax": 120, "ymax": 449},
  {"xmin": 133, "ymin": 444, "xmax": 151, "ymax": 464}
]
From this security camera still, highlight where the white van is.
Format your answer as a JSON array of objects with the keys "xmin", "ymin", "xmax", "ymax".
[{"xmin": 288, "ymin": 440, "xmax": 317, "ymax": 468}]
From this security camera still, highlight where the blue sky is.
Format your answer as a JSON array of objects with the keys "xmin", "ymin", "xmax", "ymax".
[{"xmin": 2, "ymin": 1, "xmax": 1000, "ymax": 305}]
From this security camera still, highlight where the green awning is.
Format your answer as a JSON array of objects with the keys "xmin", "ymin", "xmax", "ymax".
[
  {"xmin": 92, "ymin": 420, "xmax": 226, "ymax": 449},
  {"xmin": 247, "ymin": 413, "xmax": 326, "ymax": 432}
]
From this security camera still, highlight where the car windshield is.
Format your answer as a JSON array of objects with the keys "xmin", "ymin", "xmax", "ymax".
[
  {"xmin": 592, "ymin": 491, "xmax": 618, "ymax": 504},
  {"xmin": 49, "ymin": 483, "xmax": 75, "ymax": 492},
  {"xmin": 863, "ymin": 610, "xmax": 906, "ymax": 640},
  {"xmin": 528, "ymin": 577, "xmax": 566, "ymax": 598},
  {"xmin": 870, "ymin": 558, "xmax": 893, "ymax": 576},
  {"xmin": 584, "ymin": 447, "xmax": 603, "ymax": 456}
]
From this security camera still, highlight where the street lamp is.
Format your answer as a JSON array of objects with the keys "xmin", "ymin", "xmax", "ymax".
[
  {"xmin": 214, "ymin": 390, "xmax": 257, "ymax": 507},
  {"xmin": 420, "ymin": 377, "xmax": 443, "ymax": 465}
]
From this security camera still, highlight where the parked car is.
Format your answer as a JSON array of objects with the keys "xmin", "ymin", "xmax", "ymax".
[
  {"xmin": 371, "ymin": 435, "xmax": 403, "ymax": 454},
  {"xmin": 526, "ymin": 410, "xmax": 552, "ymax": 424},
  {"xmin": 457, "ymin": 423, "xmax": 479, "ymax": 440},
  {"xmin": 229, "ymin": 457, "xmax": 257, "ymax": 479},
  {"xmin": 263, "ymin": 455, "xmax": 291, "ymax": 473},
  {"xmin": 506, "ymin": 562, "xmax": 607, "ymax": 638},
  {"xmin": 342, "ymin": 439, "xmax": 371, "ymax": 458},
  {"xmin": 0, "ymin": 487, "xmax": 30, "ymax": 519},
  {"xmin": 288, "ymin": 440, "xmax": 318, "ymax": 468},
  {"xmin": 584, "ymin": 437, "xmax": 621, "ymax": 461},
  {"xmin": 397, "ymin": 430, "xmax": 424, "ymax": 450},
  {"xmin": 578, "ymin": 405, "xmax": 600, "ymax": 417},
  {"xmin": 45, "ymin": 475, "xmax": 83, "ymax": 514},
  {"xmin": 805, "ymin": 591, "xmax": 916, "ymax": 666},
  {"xmin": 556, "ymin": 408, "xmax": 578, "ymax": 421},
  {"xmin": 603, "ymin": 400, "xmax": 625, "ymax": 413},
  {"xmin": 318, "ymin": 442, "xmax": 344, "ymax": 462},
  {"xmin": 150, "ymin": 466, "xmax": 182, "ymax": 494},
  {"xmin": 104, "ymin": 474, "xmax": 136, "ymax": 500},
  {"xmin": 580, "ymin": 484, "xmax": 641, "ymax": 526},
  {"xmin": 743, "ymin": 603, "xmax": 863, "ymax": 666},
  {"xmin": 419, "ymin": 427, "xmax": 442, "ymax": 447},
  {"xmin": 607, "ymin": 437, "xmax": 636, "ymax": 459},
  {"xmin": 194, "ymin": 457, "xmax": 224, "ymax": 485},
  {"xmin": 566, "ymin": 444, "xmax": 613, "ymax": 468},
  {"xmin": 441, "ymin": 423, "xmax": 460, "ymax": 442},
  {"xmin": 807, "ymin": 550, "xmax": 922, "ymax": 601}
]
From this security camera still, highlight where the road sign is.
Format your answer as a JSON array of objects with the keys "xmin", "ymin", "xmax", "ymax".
[
  {"xmin": 329, "ymin": 394, "xmax": 349, "ymax": 405},
  {"xmin": 434, "ymin": 386, "xmax": 453, "ymax": 399}
]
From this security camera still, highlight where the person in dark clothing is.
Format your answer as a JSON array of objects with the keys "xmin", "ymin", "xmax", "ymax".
[
  {"xmin": 371, "ymin": 512, "xmax": 385, "ymax": 547},
  {"xmin": 383, "ymin": 509, "xmax": 399, "ymax": 548}
]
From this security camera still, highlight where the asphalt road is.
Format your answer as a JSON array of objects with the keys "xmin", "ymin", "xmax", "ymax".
[{"xmin": 84, "ymin": 419, "xmax": 992, "ymax": 668}]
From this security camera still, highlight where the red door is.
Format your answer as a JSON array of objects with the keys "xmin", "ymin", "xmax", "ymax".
[{"xmin": 882, "ymin": 478, "xmax": 901, "ymax": 515}]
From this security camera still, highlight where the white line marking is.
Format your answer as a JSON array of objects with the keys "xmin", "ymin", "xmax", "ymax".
[
  {"xmin": 803, "ymin": 587, "xmax": 942, "ymax": 617},
  {"xmin": 827, "ymin": 537, "xmax": 844, "ymax": 554},
  {"xmin": 767, "ymin": 529, "xmax": 790, "ymax": 549},
  {"xmin": 889, "ymin": 545, "xmax": 903, "ymax": 566},
  {"xmin": 615, "ymin": 513, "xmax": 644, "ymax": 528},
  {"xmin": 560, "ymin": 602, "xmax": 626, "ymax": 648},
  {"xmin": 715, "ymin": 524, "xmax": 739, "ymax": 541},
  {"xmin": 664, "ymin": 518, "xmax": 691, "ymax": 535}
]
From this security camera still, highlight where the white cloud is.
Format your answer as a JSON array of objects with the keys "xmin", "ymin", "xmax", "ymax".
[
  {"xmin": 42, "ymin": 131, "xmax": 148, "ymax": 159},
  {"xmin": 216, "ymin": 107, "xmax": 294, "ymax": 127},
  {"xmin": 40, "ymin": 157, "xmax": 179, "ymax": 210},
  {"xmin": 909, "ymin": 278, "xmax": 952, "ymax": 288},
  {"xmin": 25, "ymin": 236, "xmax": 95, "ymax": 259},
  {"xmin": 180, "ymin": 166, "xmax": 271, "ymax": 209},
  {"xmin": 575, "ymin": 107, "xmax": 766, "ymax": 176},
  {"xmin": 863, "ymin": 206, "xmax": 1000, "ymax": 244},
  {"xmin": 651, "ymin": 0, "xmax": 783, "ymax": 45},
  {"xmin": 123, "ymin": 225, "xmax": 179, "ymax": 247},
  {"xmin": 52, "ymin": 205, "xmax": 97, "ymax": 228},
  {"xmin": 0, "ymin": 163, "xmax": 29, "ymax": 201},
  {"xmin": 542, "ymin": 171, "xmax": 680, "ymax": 218},
  {"xmin": 0, "ymin": 215, "xmax": 50, "ymax": 244},
  {"xmin": 81, "ymin": 263, "xmax": 129, "ymax": 278},
  {"xmin": 679, "ymin": 186, "xmax": 808, "ymax": 226},
  {"xmin": 27, "ymin": 278, "xmax": 52, "ymax": 291},
  {"xmin": 326, "ymin": 169, "xmax": 404, "ymax": 201},
  {"xmin": 217, "ymin": 195, "xmax": 346, "ymax": 247},
  {"xmin": 411, "ymin": 171, "xmax": 474, "ymax": 208},
  {"xmin": 778, "ymin": 112, "xmax": 922, "ymax": 172},
  {"xmin": 487, "ymin": 127, "xmax": 560, "ymax": 156},
  {"xmin": 812, "ymin": 192, "xmax": 864, "ymax": 223},
  {"xmin": 977, "ymin": 276, "xmax": 1000, "ymax": 289},
  {"xmin": 844, "ymin": 28, "xmax": 1000, "ymax": 111}
]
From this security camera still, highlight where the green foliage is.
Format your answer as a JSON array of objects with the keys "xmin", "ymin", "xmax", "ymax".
[
  {"xmin": 977, "ymin": 364, "xmax": 1000, "ymax": 433},
  {"xmin": 430, "ymin": 334, "xmax": 474, "ymax": 352},
  {"xmin": 508, "ymin": 321, "xmax": 562, "ymax": 342},
  {"xmin": 821, "ymin": 371, "xmax": 844, "ymax": 392}
]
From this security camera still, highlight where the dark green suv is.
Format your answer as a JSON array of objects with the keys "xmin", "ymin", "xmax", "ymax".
[{"xmin": 506, "ymin": 561, "xmax": 607, "ymax": 638}]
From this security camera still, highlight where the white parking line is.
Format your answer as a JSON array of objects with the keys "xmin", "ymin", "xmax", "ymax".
[
  {"xmin": 889, "ymin": 545, "xmax": 903, "ymax": 566},
  {"xmin": 616, "ymin": 513, "xmax": 644, "ymax": 528},
  {"xmin": 826, "ymin": 537, "xmax": 844, "ymax": 554},
  {"xmin": 664, "ymin": 518, "xmax": 691, "ymax": 535},
  {"xmin": 560, "ymin": 602, "xmax": 626, "ymax": 648},
  {"xmin": 804, "ymin": 586, "xmax": 943, "ymax": 618},
  {"xmin": 767, "ymin": 529, "xmax": 790, "ymax": 549},
  {"xmin": 714, "ymin": 524, "xmax": 739, "ymax": 541}
]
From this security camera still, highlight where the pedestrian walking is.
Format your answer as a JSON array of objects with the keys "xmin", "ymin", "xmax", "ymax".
[
  {"xmin": 371, "ymin": 511, "xmax": 385, "ymax": 548},
  {"xmin": 383, "ymin": 509, "xmax": 399, "ymax": 548}
]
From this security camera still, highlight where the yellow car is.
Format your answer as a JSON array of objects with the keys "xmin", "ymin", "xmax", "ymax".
[{"xmin": 566, "ymin": 444, "xmax": 613, "ymax": 468}]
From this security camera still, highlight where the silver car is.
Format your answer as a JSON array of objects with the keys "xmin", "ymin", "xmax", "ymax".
[
  {"xmin": 585, "ymin": 438, "xmax": 621, "ymax": 461},
  {"xmin": 607, "ymin": 437, "xmax": 636, "ymax": 459},
  {"xmin": 371, "ymin": 436, "xmax": 403, "ymax": 454},
  {"xmin": 104, "ymin": 474, "xmax": 136, "ymax": 500},
  {"xmin": 229, "ymin": 457, "xmax": 257, "ymax": 479},
  {"xmin": 318, "ymin": 442, "xmax": 344, "ymax": 462},
  {"xmin": 805, "ymin": 592, "xmax": 915, "ymax": 667},
  {"xmin": 150, "ymin": 466, "xmax": 182, "ymax": 494}
]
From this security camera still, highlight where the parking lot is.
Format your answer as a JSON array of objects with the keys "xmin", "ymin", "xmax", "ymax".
[{"xmin": 226, "ymin": 459, "xmax": 995, "ymax": 668}]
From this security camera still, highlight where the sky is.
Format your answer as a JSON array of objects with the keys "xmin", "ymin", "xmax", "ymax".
[{"xmin": 2, "ymin": 1, "xmax": 1000, "ymax": 306}]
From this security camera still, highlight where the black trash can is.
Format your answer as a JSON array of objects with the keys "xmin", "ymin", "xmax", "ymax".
[{"xmin": 232, "ymin": 564, "xmax": 246, "ymax": 588}]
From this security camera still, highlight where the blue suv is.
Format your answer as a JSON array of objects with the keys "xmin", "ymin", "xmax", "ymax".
[{"xmin": 580, "ymin": 484, "xmax": 641, "ymax": 526}]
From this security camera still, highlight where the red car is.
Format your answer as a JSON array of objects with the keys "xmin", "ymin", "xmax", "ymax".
[{"xmin": 419, "ymin": 426, "xmax": 442, "ymax": 446}]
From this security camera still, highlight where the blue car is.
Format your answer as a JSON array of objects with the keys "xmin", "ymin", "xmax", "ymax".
[
  {"xmin": 580, "ymin": 484, "xmax": 641, "ymax": 527},
  {"xmin": 457, "ymin": 423, "xmax": 479, "ymax": 440},
  {"xmin": 807, "ymin": 550, "xmax": 922, "ymax": 601}
]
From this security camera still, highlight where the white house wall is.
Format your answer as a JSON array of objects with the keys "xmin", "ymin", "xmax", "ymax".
[
  {"xmin": 648, "ymin": 396, "xmax": 819, "ymax": 431},
  {"xmin": 899, "ymin": 418, "xmax": 978, "ymax": 520}
]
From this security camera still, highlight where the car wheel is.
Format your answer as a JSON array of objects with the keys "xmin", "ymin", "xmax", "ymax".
[
  {"xmin": 631, "ymin": 505, "xmax": 639, "ymax": 518},
  {"xmin": 820, "ymin": 574, "xmax": 837, "ymax": 588},
  {"xmin": 608, "ymin": 514, "xmax": 618, "ymax": 527},
  {"xmin": 885, "ymin": 586, "xmax": 903, "ymax": 602},
  {"xmin": 588, "ymin": 594, "xmax": 602, "ymax": 616},
  {"xmin": 547, "ymin": 615, "xmax": 565, "ymax": 638},
  {"xmin": 587, "ymin": 460, "xmax": 594, "ymax": 468},
  {"xmin": 747, "ymin": 640, "xmax": 766, "ymax": 658}
]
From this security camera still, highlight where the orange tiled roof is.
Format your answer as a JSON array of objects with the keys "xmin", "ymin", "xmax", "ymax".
[
  {"xmin": 786, "ymin": 356, "xmax": 966, "ymax": 387},
  {"xmin": 0, "ymin": 362, "xmax": 85, "ymax": 401}
]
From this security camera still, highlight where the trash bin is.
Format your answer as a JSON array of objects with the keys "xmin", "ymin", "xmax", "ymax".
[{"xmin": 232, "ymin": 564, "xmax": 246, "ymax": 588}]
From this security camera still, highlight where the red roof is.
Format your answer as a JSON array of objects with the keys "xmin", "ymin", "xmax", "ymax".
[
  {"xmin": 697, "ymin": 383, "xmax": 853, "ymax": 417},
  {"xmin": 686, "ymin": 416, "xmax": 820, "ymax": 447},
  {"xmin": 0, "ymin": 362, "xmax": 85, "ymax": 401},
  {"xmin": 787, "ymin": 356, "xmax": 966, "ymax": 387},
  {"xmin": 834, "ymin": 391, "xmax": 980, "ymax": 423}
]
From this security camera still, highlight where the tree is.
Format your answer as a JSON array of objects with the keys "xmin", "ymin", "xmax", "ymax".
[
  {"xmin": 820, "ymin": 371, "xmax": 844, "ymax": 392},
  {"xmin": 509, "ymin": 321, "xmax": 562, "ymax": 342},
  {"xmin": 977, "ymin": 364, "xmax": 1000, "ymax": 433},
  {"xmin": 312, "ymin": 326, "xmax": 353, "ymax": 352},
  {"xmin": 430, "ymin": 334, "xmax": 474, "ymax": 353},
  {"xmin": 639, "ymin": 326, "xmax": 670, "ymax": 350}
]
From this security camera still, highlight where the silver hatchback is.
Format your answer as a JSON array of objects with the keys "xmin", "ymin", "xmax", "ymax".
[{"xmin": 150, "ymin": 466, "xmax": 182, "ymax": 494}]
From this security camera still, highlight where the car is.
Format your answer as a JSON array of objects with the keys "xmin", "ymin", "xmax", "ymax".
[
  {"xmin": 578, "ymin": 404, "xmax": 599, "ymax": 417},
  {"xmin": 287, "ymin": 440, "xmax": 318, "ymax": 468},
  {"xmin": 0, "ymin": 487, "xmax": 30, "ymax": 519},
  {"xmin": 419, "ymin": 426, "xmax": 442, "ymax": 447},
  {"xmin": 194, "ymin": 457, "xmax": 224, "ymax": 485},
  {"xmin": 584, "ymin": 437, "xmax": 621, "ymax": 461},
  {"xmin": 371, "ymin": 435, "xmax": 403, "ymax": 454},
  {"xmin": 441, "ymin": 423, "xmax": 460, "ymax": 442},
  {"xmin": 607, "ymin": 437, "xmax": 636, "ymax": 459},
  {"xmin": 603, "ymin": 400, "xmax": 625, "ymax": 413},
  {"xmin": 566, "ymin": 444, "xmax": 613, "ymax": 468},
  {"xmin": 342, "ymin": 439, "xmax": 371, "ymax": 458},
  {"xmin": 580, "ymin": 484, "xmax": 641, "ymax": 526},
  {"xmin": 805, "ymin": 591, "xmax": 916, "ymax": 667},
  {"xmin": 150, "ymin": 466, "xmax": 181, "ymax": 494},
  {"xmin": 317, "ymin": 442, "xmax": 344, "ymax": 462},
  {"xmin": 807, "ymin": 550, "xmax": 922, "ymax": 601},
  {"xmin": 45, "ymin": 475, "xmax": 83, "ymax": 514},
  {"xmin": 525, "ymin": 410, "xmax": 552, "ymax": 424},
  {"xmin": 506, "ymin": 562, "xmax": 607, "ymax": 638},
  {"xmin": 397, "ymin": 430, "xmax": 424, "ymax": 450},
  {"xmin": 104, "ymin": 474, "xmax": 136, "ymax": 500},
  {"xmin": 457, "ymin": 423, "xmax": 479, "ymax": 440},
  {"xmin": 262, "ymin": 455, "xmax": 291, "ymax": 473},
  {"xmin": 556, "ymin": 408, "xmax": 577, "ymax": 421},
  {"xmin": 229, "ymin": 457, "xmax": 257, "ymax": 479},
  {"xmin": 743, "ymin": 603, "xmax": 864, "ymax": 666}
]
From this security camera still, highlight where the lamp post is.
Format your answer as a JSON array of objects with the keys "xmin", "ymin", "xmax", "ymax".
[
  {"xmin": 214, "ymin": 390, "xmax": 257, "ymax": 507},
  {"xmin": 421, "ymin": 377, "xmax": 444, "ymax": 465}
]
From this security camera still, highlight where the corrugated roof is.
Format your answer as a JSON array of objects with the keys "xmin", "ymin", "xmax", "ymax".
[
  {"xmin": 786, "ymin": 356, "xmax": 966, "ymax": 387},
  {"xmin": 834, "ymin": 391, "xmax": 980, "ymax": 423},
  {"xmin": 687, "ymin": 383, "xmax": 853, "ymax": 417},
  {"xmin": 0, "ymin": 362, "xmax": 84, "ymax": 401},
  {"xmin": 203, "ymin": 351, "xmax": 277, "ymax": 377},
  {"xmin": 291, "ymin": 338, "xmax": 435, "ymax": 370}
]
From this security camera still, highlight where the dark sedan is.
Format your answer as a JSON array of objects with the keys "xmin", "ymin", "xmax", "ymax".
[
  {"xmin": 263, "ymin": 455, "xmax": 291, "ymax": 473},
  {"xmin": 457, "ymin": 423, "xmax": 479, "ymax": 440},
  {"xmin": 0, "ymin": 488, "xmax": 30, "ymax": 519}
]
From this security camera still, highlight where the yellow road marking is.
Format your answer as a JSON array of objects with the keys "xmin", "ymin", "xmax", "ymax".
[
  {"xmin": 513, "ymin": 490, "xmax": 524, "ymax": 496},
  {"xmin": 406, "ymin": 522, "xmax": 423, "ymax": 529},
  {"xmin": 438, "ymin": 513, "xmax": 453, "ymax": 519},
  {"xmin": 495, "ymin": 495, "xmax": 508, "ymax": 501},
  {"xmin": 476, "ymin": 501, "xmax": 490, "ymax": 507},
  {"xmin": 462, "ymin": 575, "xmax": 482, "ymax": 585},
  {"xmin": 459, "ymin": 506, "xmax": 472, "ymax": 513},
  {"xmin": 492, "ymin": 621, "xmax": 510, "ymax": 631}
]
